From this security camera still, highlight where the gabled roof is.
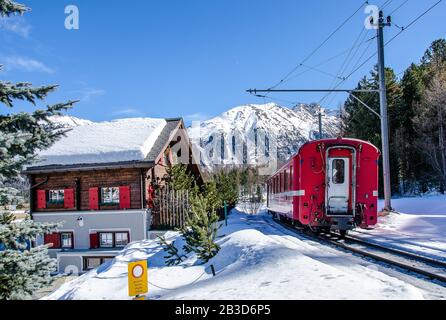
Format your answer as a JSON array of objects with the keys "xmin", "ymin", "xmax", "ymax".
[{"xmin": 25, "ymin": 118, "xmax": 184, "ymax": 174}]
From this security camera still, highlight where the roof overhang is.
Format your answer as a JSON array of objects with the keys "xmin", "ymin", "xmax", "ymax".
[{"xmin": 24, "ymin": 160, "xmax": 155, "ymax": 175}]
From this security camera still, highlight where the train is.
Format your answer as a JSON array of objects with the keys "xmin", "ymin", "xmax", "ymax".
[{"xmin": 267, "ymin": 137, "xmax": 381, "ymax": 236}]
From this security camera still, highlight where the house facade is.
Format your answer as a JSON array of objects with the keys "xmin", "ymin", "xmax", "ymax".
[{"xmin": 25, "ymin": 117, "xmax": 203, "ymax": 274}]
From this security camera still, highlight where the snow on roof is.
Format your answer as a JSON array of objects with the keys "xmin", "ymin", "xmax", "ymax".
[
  {"xmin": 49, "ymin": 115, "xmax": 94, "ymax": 128},
  {"xmin": 34, "ymin": 118, "xmax": 167, "ymax": 167}
]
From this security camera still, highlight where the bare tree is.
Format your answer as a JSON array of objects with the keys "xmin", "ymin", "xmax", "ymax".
[{"xmin": 414, "ymin": 66, "xmax": 446, "ymax": 192}]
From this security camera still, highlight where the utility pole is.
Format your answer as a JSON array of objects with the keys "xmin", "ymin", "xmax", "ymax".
[
  {"xmin": 376, "ymin": 11, "xmax": 392, "ymax": 212},
  {"xmin": 318, "ymin": 111, "xmax": 323, "ymax": 140}
]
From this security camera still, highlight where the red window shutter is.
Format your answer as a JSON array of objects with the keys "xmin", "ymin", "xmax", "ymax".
[
  {"xmin": 64, "ymin": 188, "xmax": 75, "ymax": 209},
  {"xmin": 37, "ymin": 190, "xmax": 46, "ymax": 209},
  {"xmin": 43, "ymin": 233, "xmax": 52, "ymax": 246},
  {"xmin": 44, "ymin": 233, "xmax": 60, "ymax": 249},
  {"xmin": 89, "ymin": 187, "xmax": 99, "ymax": 210},
  {"xmin": 52, "ymin": 233, "xmax": 61, "ymax": 249},
  {"xmin": 119, "ymin": 186, "xmax": 131, "ymax": 209},
  {"xmin": 90, "ymin": 233, "xmax": 99, "ymax": 249}
]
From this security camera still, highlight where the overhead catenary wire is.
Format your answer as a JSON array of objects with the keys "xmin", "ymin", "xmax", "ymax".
[
  {"xmin": 285, "ymin": 36, "xmax": 376, "ymax": 84},
  {"xmin": 312, "ymin": 0, "xmax": 444, "ymax": 108},
  {"xmin": 321, "ymin": 27, "xmax": 370, "ymax": 107},
  {"xmin": 389, "ymin": 0, "xmax": 410, "ymax": 16},
  {"xmin": 317, "ymin": 0, "xmax": 395, "ymax": 107},
  {"xmin": 267, "ymin": 1, "xmax": 369, "ymax": 90}
]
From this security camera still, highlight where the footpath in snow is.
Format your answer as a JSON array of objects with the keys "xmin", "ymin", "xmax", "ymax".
[
  {"xmin": 352, "ymin": 195, "xmax": 446, "ymax": 262},
  {"xmin": 44, "ymin": 207, "xmax": 443, "ymax": 300}
]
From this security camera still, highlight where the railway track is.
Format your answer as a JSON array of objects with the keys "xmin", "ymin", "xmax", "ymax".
[{"xmin": 269, "ymin": 217, "xmax": 446, "ymax": 285}]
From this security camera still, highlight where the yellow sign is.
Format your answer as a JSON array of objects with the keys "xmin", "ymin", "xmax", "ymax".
[{"xmin": 128, "ymin": 260, "xmax": 148, "ymax": 297}]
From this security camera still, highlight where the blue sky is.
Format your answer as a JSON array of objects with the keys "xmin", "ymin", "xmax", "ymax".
[{"xmin": 1, "ymin": 0, "xmax": 445, "ymax": 124}]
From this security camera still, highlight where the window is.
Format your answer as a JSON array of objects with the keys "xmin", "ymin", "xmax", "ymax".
[
  {"xmin": 99, "ymin": 231, "xmax": 129, "ymax": 248},
  {"xmin": 84, "ymin": 257, "xmax": 115, "ymax": 270},
  {"xmin": 284, "ymin": 170, "xmax": 288, "ymax": 192},
  {"xmin": 115, "ymin": 232, "xmax": 129, "ymax": 247},
  {"xmin": 332, "ymin": 159, "xmax": 345, "ymax": 184},
  {"xmin": 99, "ymin": 232, "xmax": 114, "ymax": 248},
  {"xmin": 101, "ymin": 187, "xmax": 119, "ymax": 205},
  {"xmin": 48, "ymin": 190, "xmax": 64, "ymax": 204},
  {"xmin": 290, "ymin": 166, "xmax": 293, "ymax": 189},
  {"xmin": 86, "ymin": 257, "xmax": 101, "ymax": 269},
  {"xmin": 60, "ymin": 232, "xmax": 73, "ymax": 249}
]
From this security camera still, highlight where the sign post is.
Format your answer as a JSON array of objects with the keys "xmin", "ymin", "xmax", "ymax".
[{"xmin": 128, "ymin": 260, "xmax": 148, "ymax": 299}]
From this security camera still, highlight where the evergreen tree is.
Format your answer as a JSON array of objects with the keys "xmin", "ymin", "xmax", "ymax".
[
  {"xmin": 166, "ymin": 164, "xmax": 196, "ymax": 193},
  {"xmin": 204, "ymin": 180, "xmax": 222, "ymax": 212},
  {"xmin": 180, "ymin": 195, "xmax": 220, "ymax": 263},
  {"xmin": 0, "ymin": 211, "xmax": 62, "ymax": 299},
  {"xmin": 214, "ymin": 169, "xmax": 239, "ymax": 208},
  {"xmin": 157, "ymin": 235, "xmax": 186, "ymax": 266},
  {"xmin": 0, "ymin": 0, "xmax": 77, "ymax": 299},
  {"xmin": 399, "ymin": 63, "xmax": 430, "ymax": 192}
]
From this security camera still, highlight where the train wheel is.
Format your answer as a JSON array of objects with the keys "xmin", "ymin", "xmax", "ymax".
[{"xmin": 339, "ymin": 230, "xmax": 347, "ymax": 238}]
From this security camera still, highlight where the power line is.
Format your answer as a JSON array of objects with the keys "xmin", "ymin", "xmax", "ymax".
[
  {"xmin": 389, "ymin": 0, "xmax": 410, "ymax": 16},
  {"xmin": 321, "ymin": 27, "xmax": 370, "ymax": 106},
  {"xmin": 386, "ymin": 0, "xmax": 443, "ymax": 45},
  {"xmin": 268, "ymin": 1, "xmax": 368, "ymax": 90},
  {"xmin": 285, "ymin": 36, "xmax": 376, "ymax": 83},
  {"xmin": 316, "ymin": 0, "xmax": 392, "ymax": 106},
  {"xmin": 316, "ymin": 0, "xmax": 443, "ymax": 106}
]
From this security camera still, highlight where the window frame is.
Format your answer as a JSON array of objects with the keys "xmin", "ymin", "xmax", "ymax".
[
  {"xmin": 115, "ymin": 232, "xmax": 129, "ymax": 247},
  {"xmin": 100, "ymin": 187, "xmax": 120, "ymax": 205},
  {"xmin": 332, "ymin": 159, "xmax": 346, "ymax": 185},
  {"xmin": 99, "ymin": 232, "xmax": 114, "ymax": 248},
  {"xmin": 48, "ymin": 189, "xmax": 65, "ymax": 205},
  {"xmin": 284, "ymin": 170, "xmax": 288, "ymax": 192},
  {"xmin": 83, "ymin": 256, "xmax": 115, "ymax": 271},
  {"xmin": 98, "ymin": 231, "xmax": 130, "ymax": 248},
  {"xmin": 60, "ymin": 232, "xmax": 74, "ymax": 249}
]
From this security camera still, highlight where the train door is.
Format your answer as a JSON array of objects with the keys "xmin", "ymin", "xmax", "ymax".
[{"xmin": 327, "ymin": 157, "xmax": 350, "ymax": 215}]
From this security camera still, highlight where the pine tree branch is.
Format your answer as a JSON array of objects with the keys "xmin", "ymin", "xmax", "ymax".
[
  {"xmin": 0, "ymin": 0, "xmax": 29, "ymax": 16},
  {"xmin": 0, "ymin": 81, "xmax": 58, "ymax": 108}
]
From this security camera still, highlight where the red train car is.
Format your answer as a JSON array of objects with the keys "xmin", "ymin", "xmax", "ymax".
[{"xmin": 267, "ymin": 137, "xmax": 381, "ymax": 236}]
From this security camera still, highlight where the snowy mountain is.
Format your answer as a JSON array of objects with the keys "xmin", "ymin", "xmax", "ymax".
[{"xmin": 189, "ymin": 103, "xmax": 340, "ymax": 169}]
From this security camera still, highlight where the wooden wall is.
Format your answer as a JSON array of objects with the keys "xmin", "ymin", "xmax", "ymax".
[{"xmin": 30, "ymin": 168, "xmax": 148, "ymax": 212}]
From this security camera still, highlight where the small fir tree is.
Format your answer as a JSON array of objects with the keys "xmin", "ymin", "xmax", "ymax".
[
  {"xmin": 157, "ymin": 235, "xmax": 186, "ymax": 266},
  {"xmin": 180, "ymin": 195, "xmax": 220, "ymax": 263}
]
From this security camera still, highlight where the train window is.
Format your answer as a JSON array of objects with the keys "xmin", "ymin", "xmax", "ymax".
[
  {"xmin": 332, "ymin": 159, "xmax": 345, "ymax": 184},
  {"xmin": 279, "ymin": 173, "xmax": 282, "ymax": 193},
  {"xmin": 273, "ymin": 178, "xmax": 276, "ymax": 194},
  {"xmin": 290, "ymin": 166, "xmax": 293, "ymax": 189},
  {"xmin": 284, "ymin": 170, "xmax": 288, "ymax": 192}
]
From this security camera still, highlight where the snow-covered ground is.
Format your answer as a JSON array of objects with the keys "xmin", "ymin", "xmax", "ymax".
[
  {"xmin": 44, "ymin": 202, "xmax": 446, "ymax": 300},
  {"xmin": 353, "ymin": 195, "xmax": 446, "ymax": 262}
]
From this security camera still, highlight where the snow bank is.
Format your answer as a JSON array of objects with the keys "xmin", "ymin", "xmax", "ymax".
[
  {"xmin": 45, "ymin": 211, "xmax": 427, "ymax": 300},
  {"xmin": 379, "ymin": 195, "xmax": 446, "ymax": 215},
  {"xmin": 34, "ymin": 118, "xmax": 167, "ymax": 166},
  {"xmin": 356, "ymin": 195, "xmax": 446, "ymax": 262}
]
